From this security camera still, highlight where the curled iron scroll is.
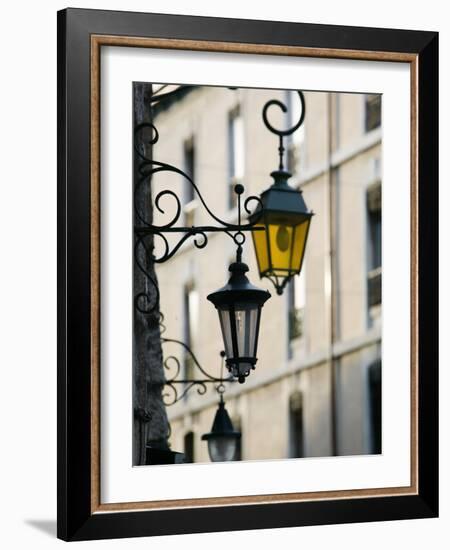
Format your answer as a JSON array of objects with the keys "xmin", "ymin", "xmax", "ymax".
[
  {"xmin": 158, "ymin": 339, "xmax": 235, "ymax": 406},
  {"xmin": 262, "ymin": 90, "xmax": 306, "ymax": 137},
  {"xmin": 133, "ymin": 123, "xmax": 263, "ymax": 233}
]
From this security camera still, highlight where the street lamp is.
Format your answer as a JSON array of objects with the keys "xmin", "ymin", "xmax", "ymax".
[
  {"xmin": 249, "ymin": 169, "xmax": 313, "ymax": 295},
  {"xmin": 207, "ymin": 257, "xmax": 270, "ymax": 383},
  {"xmin": 249, "ymin": 91, "xmax": 313, "ymax": 296},
  {"xmin": 202, "ymin": 395, "xmax": 241, "ymax": 462}
]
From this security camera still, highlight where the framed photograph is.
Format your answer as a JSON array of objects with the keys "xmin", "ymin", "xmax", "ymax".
[{"xmin": 57, "ymin": 8, "xmax": 438, "ymax": 541}]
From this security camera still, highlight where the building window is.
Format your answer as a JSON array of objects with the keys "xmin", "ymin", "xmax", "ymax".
[
  {"xmin": 286, "ymin": 90, "xmax": 305, "ymax": 174},
  {"xmin": 367, "ymin": 183, "xmax": 382, "ymax": 308},
  {"xmin": 228, "ymin": 106, "xmax": 245, "ymax": 209},
  {"xmin": 183, "ymin": 137, "xmax": 196, "ymax": 225},
  {"xmin": 287, "ymin": 273, "xmax": 305, "ymax": 356},
  {"xmin": 183, "ymin": 431, "xmax": 195, "ymax": 463},
  {"xmin": 365, "ymin": 94, "xmax": 381, "ymax": 132},
  {"xmin": 183, "ymin": 283, "xmax": 199, "ymax": 381},
  {"xmin": 368, "ymin": 360, "xmax": 382, "ymax": 454},
  {"xmin": 288, "ymin": 392, "xmax": 304, "ymax": 458}
]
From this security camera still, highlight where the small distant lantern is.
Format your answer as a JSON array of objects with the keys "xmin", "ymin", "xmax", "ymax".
[
  {"xmin": 249, "ymin": 169, "xmax": 313, "ymax": 295},
  {"xmin": 207, "ymin": 260, "xmax": 270, "ymax": 383},
  {"xmin": 201, "ymin": 397, "xmax": 241, "ymax": 462}
]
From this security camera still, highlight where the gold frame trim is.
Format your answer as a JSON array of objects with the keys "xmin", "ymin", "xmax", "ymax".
[{"xmin": 90, "ymin": 35, "xmax": 419, "ymax": 514}]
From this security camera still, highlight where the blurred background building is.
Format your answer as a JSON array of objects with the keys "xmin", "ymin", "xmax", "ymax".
[{"xmin": 150, "ymin": 85, "xmax": 382, "ymax": 463}]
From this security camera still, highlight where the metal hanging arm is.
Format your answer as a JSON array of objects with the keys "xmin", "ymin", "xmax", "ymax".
[
  {"xmin": 134, "ymin": 87, "xmax": 265, "ymax": 265},
  {"xmin": 157, "ymin": 345, "xmax": 235, "ymax": 406}
]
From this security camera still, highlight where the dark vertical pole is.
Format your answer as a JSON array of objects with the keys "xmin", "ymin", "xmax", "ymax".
[{"xmin": 133, "ymin": 83, "xmax": 170, "ymax": 465}]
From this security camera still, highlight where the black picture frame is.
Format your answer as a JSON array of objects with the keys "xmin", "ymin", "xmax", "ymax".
[{"xmin": 57, "ymin": 7, "xmax": 438, "ymax": 541}]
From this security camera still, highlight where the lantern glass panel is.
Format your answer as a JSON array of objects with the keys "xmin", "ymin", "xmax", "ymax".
[
  {"xmin": 218, "ymin": 309, "xmax": 233, "ymax": 357},
  {"xmin": 291, "ymin": 218, "xmax": 310, "ymax": 272},
  {"xmin": 251, "ymin": 224, "xmax": 270, "ymax": 274},
  {"xmin": 234, "ymin": 306, "xmax": 259, "ymax": 357},
  {"xmin": 208, "ymin": 436, "xmax": 239, "ymax": 462},
  {"xmin": 267, "ymin": 222, "xmax": 295, "ymax": 275}
]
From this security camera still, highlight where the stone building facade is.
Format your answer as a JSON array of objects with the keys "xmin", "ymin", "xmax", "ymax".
[{"xmin": 150, "ymin": 85, "xmax": 382, "ymax": 463}]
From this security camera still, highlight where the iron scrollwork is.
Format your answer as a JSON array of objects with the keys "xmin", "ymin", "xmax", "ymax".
[
  {"xmin": 262, "ymin": 90, "xmax": 306, "ymax": 172},
  {"xmin": 134, "ymin": 90, "xmax": 265, "ymax": 265},
  {"xmin": 159, "ymin": 344, "xmax": 234, "ymax": 406}
]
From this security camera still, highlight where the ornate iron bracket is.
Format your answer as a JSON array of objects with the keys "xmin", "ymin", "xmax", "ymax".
[
  {"xmin": 158, "ymin": 344, "xmax": 234, "ymax": 406},
  {"xmin": 134, "ymin": 108, "xmax": 264, "ymax": 265}
]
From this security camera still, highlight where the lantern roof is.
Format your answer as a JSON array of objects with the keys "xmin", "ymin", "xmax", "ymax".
[
  {"xmin": 207, "ymin": 261, "xmax": 270, "ymax": 308},
  {"xmin": 201, "ymin": 399, "xmax": 241, "ymax": 440},
  {"xmin": 250, "ymin": 170, "xmax": 312, "ymax": 221}
]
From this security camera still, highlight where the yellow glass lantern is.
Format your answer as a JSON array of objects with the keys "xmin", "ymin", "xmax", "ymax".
[{"xmin": 250, "ymin": 169, "xmax": 313, "ymax": 295}]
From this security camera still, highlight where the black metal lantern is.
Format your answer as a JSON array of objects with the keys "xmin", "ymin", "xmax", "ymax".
[
  {"xmin": 201, "ymin": 396, "xmax": 241, "ymax": 462},
  {"xmin": 249, "ymin": 169, "xmax": 313, "ymax": 295},
  {"xmin": 249, "ymin": 90, "xmax": 313, "ymax": 296},
  {"xmin": 207, "ymin": 260, "xmax": 270, "ymax": 383}
]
